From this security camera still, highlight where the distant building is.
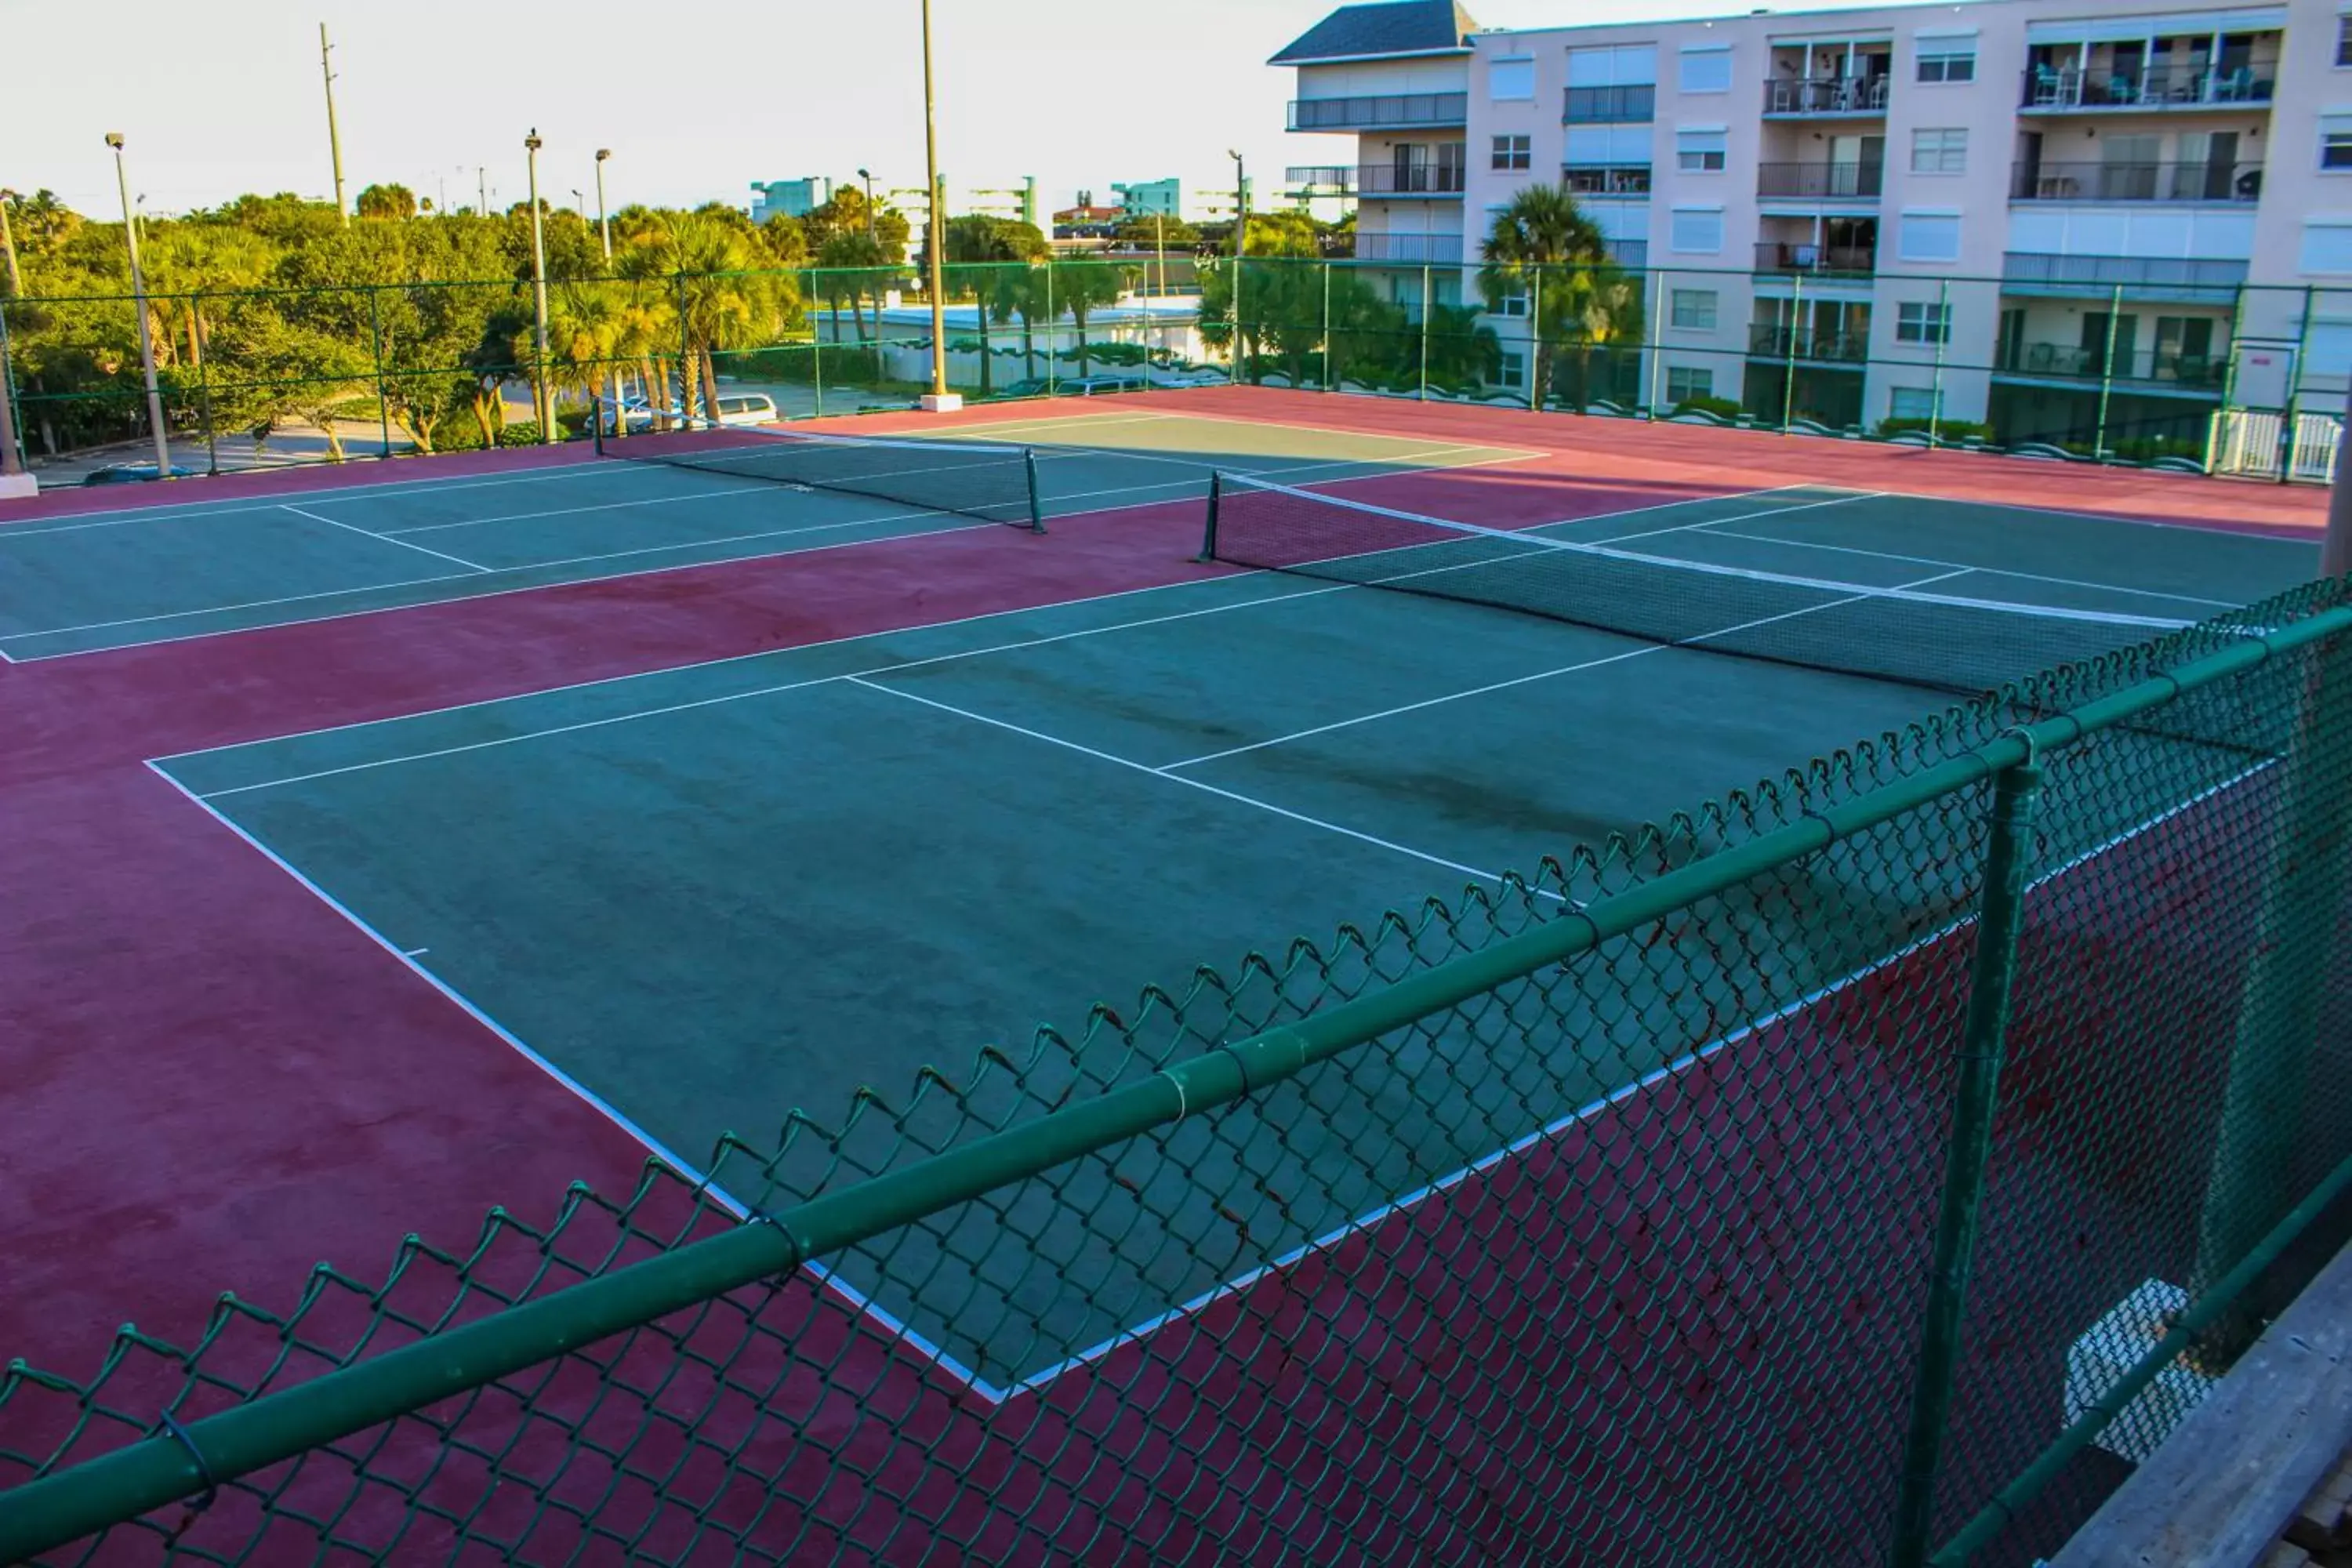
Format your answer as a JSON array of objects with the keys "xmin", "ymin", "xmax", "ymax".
[
  {"xmin": 1112, "ymin": 179, "xmax": 1183, "ymax": 217},
  {"xmin": 748, "ymin": 177, "xmax": 832, "ymax": 224},
  {"xmin": 1053, "ymin": 196, "xmax": 1126, "ymax": 239}
]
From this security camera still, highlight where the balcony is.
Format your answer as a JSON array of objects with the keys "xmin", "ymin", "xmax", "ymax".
[
  {"xmin": 1609, "ymin": 238, "xmax": 1648, "ymax": 270},
  {"xmin": 2002, "ymin": 252, "xmax": 2247, "ymax": 299},
  {"xmin": 2010, "ymin": 160, "xmax": 2261, "ymax": 203},
  {"xmin": 1762, "ymin": 74, "xmax": 1890, "ymax": 117},
  {"xmin": 1356, "ymin": 162, "xmax": 1466, "ymax": 197},
  {"xmin": 1563, "ymin": 84, "xmax": 1656, "ymax": 123},
  {"xmin": 1287, "ymin": 93, "xmax": 1468, "ymax": 132},
  {"xmin": 1286, "ymin": 165, "xmax": 1357, "ymax": 194},
  {"xmin": 2020, "ymin": 64, "xmax": 2275, "ymax": 111},
  {"xmin": 1563, "ymin": 165, "xmax": 1652, "ymax": 198},
  {"xmin": 1757, "ymin": 161, "xmax": 1884, "ymax": 200},
  {"xmin": 1749, "ymin": 324, "xmax": 1869, "ymax": 362},
  {"xmin": 1993, "ymin": 341, "xmax": 2229, "ymax": 390},
  {"xmin": 1355, "ymin": 232, "xmax": 1465, "ymax": 265},
  {"xmin": 1755, "ymin": 241, "xmax": 1878, "ymax": 278}
]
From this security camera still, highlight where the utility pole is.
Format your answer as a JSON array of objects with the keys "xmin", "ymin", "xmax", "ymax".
[
  {"xmin": 107, "ymin": 134, "xmax": 173, "ymax": 478},
  {"xmin": 918, "ymin": 0, "xmax": 953, "ymax": 408},
  {"xmin": 0, "ymin": 312, "xmax": 24, "ymax": 491},
  {"xmin": 477, "ymin": 166, "xmax": 488, "ymax": 216},
  {"xmin": 595, "ymin": 149, "xmax": 613, "ymax": 263},
  {"xmin": 525, "ymin": 129, "xmax": 554, "ymax": 443},
  {"xmin": 320, "ymin": 24, "xmax": 349, "ymax": 227},
  {"xmin": 1229, "ymin": 150, "xmax": 1248, "ymax": 382},
  {"xmin": 0, "ymin": 190, "xmax": 19, "ymax": 296}
]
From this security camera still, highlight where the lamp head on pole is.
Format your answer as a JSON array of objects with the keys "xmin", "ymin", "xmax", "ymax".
[
  {"xmin": 596, "ymin": 148, "xmax": 612, "ymax": 164},
  {"xmin": 524, "ymin": 129, "xmax": 543, "ymax": 154},
  {"xmin": 104, "ymin": 132, "xmax": 125, "ymax": 151}
]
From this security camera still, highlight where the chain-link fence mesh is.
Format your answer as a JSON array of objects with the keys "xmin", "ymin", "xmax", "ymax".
[
  {"xmin": 3, "ymin": 577, "xmax": 2350, "ymax": 1565},
  {"xmin": 7, "ymin": 256, "xmax": 2347, "ymax": 485}
]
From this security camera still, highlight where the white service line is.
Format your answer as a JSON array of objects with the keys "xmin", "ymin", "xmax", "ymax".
[
  {"xmin": 843, "ymin": 676, "xmax": 1563, "ymax": 899},
  {"xmin": 1689, "ymin": 526, "xmax": 2249, "ymax": 609},
  {"xmin": 282, "ymin": 503, "xmax": 489, "ymax": 572},
  {"xmin": 0, "ymin": 458, "xmax": 622, "ymax": 539},
  {"xmin": 1163, "ymin": 564, "xmax": 1974, "ymax": 771}
]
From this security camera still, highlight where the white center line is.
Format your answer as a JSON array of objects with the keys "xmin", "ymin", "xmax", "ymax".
[{"xmin": 283, "ymin": 503, "xmax": 489, "ymax": 572}]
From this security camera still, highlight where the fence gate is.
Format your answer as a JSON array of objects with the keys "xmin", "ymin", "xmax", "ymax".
[{"xmin": 2209, "ymin": 405, "xmax": 2340, "ymax": 482}]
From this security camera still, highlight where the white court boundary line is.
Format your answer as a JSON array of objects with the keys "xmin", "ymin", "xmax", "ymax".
[
  {"xmin": 0, "ymin": 442, "xmax": 1546, "ymax": 661},
  {"xmin": 283, "ymin": 504, "xmax": 489, "ymax": 573},
  {"xmin": 1691, "ymin": 527, "xmax": 2249, "ymax": 611},
  {"xmin": 172, "ymin": 483, "xmax": 1835, "ymax": 797}
]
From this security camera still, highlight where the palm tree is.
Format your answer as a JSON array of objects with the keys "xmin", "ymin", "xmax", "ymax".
[
  {"xmin": 994, "ymin": 264, "xmax": 1051, "ymax": 379},
  {"xmin": 539, "ymin": 281, "xmax": 630, "ymax": 438},
  {"xmin": 625, "ymin": 212, "xmax": 796, "ymax": 423},
  {"xmin": 1055, "ymin": 262, "xmax": 1126, "ymax": 377},
  {"xmin": 943, "ymin": 216, "xmax": 1046, "ymax": 397},
  {"xmin": 815, "ymin": 230, "xmax": 891, "ymax": 382},
  {"xmin": 1477, "ymin": 183, "xmax": 1626, "ymax": 411}
]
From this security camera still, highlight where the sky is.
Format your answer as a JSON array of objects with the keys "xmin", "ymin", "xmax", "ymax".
[{"xmin": 5, "ymin": 0, "xmax": 1931, "ymax": 222}]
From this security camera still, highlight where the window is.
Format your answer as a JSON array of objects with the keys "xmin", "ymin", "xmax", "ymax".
[
  {"xmin": 1911, "ymin": 128, "xmax": 1967, "ymax": 174},
  {"xmin": 1679, "ymin": 45, "xmax": 1733, "ymax": 93},
  {"xmin": 1568, "ymin": 44, "xmax": 1659, "ymax": 86},
  {"xmin": 1889, "ymin": 387, "xmax": 1939, "ymax": 421},
  {"xmin": 1916, "ymin": 42, "xmax": 1976, "ymax": 83},
  {"xmin": 1671, "ymin": 208, "xmax": 1724, "ymax": 253},
  {"xmin": 1896, "ymin": 300, "xmax": 1952, "ymax": 343},
  {"xmin": 1500, "ymin": 350, "xmax": 1526, "ymax": 383},
  {"xmin": 2325, "ymin": 116, "xmax": 2352, "ymax": 171},
  {"xmin": 1670, "ymin": 289, "xmax": 1719, "ymax": 330},
  {"xmin": 1898, "ymin": 212, "xmax": 1961, "ymax": 263},
  {"xmin": 1493, "ymin": 134, "xmax": 1532, "ymax": 171},
  {"xmin": 1676, "ymin": 129, "xmax": 1728, "ymax": 172},
  {"xmin": 1494, "ymin": 290, "xmax": 1529, "ymax": 318},
  {"xmin": 2310, "ymin": 321, "xmax": 2352, "ymax": 375},
  {"xmin": 1666, "ymin": 365, "xmax": 1714, "ymax": 403},
  {"xmin": 2302, "ymin": 221, "xmax": 2352, "ymax": 274},
  {"xmin": 1490, "ymin": 57, "xmax": 1535, "ymax": 101},
  {"xmin": 2339, "ymin": 16, "xmax": 2352, "ymax": 67}
]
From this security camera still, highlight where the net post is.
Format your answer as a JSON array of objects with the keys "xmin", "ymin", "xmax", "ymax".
[
  {"xmin": 1888, "ymin": 756, "xmax": 2045, "ymax": 1568},
  {"xmin": 1023, "ymin": 447, "xmax": 1045, "ymax": 533},
  {"xmin": 1197, "ymin": 472, "xmax": 1222, "ymax": 562}
]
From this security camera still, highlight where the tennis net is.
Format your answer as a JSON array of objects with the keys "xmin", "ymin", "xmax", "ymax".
[
  {"xmin": 1200, "ymin": 472, "xmax": 2208, "ymax": 700},
  {"xmin": 602, "ymin": 423, "xmax": 1045, "ymax": 532}
]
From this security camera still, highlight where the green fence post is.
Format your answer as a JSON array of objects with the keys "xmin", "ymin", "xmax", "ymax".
[
  {"xmin": 1023, "ymin": 447, "xmax": 1045, "ymax": 534},
  {"xmin": 1646, "ymin": 268, "xmax": 1664, "ymax": 416},
  {"xmin": 2283, "ymin": 285, "xmax": 2315, "ymax": 482},
  {"xmin": 1418, "ymin": 262, "xmax": 1432, "ymax": 400},
  {"xmin": 1780, "ymin": 273, "xmax": 1802, "ymax": 433},
  {"xmin": 677, "ymin": 269, "xmax": 693, "ymax": 428},
  {"xmin": 1321, "ymin": 257, "xmax": 1333, "ymax": 391},
  {"xmin": 1889, "ymin": 757, "xmax": 2045, "ymax": 1568},
  {"xmin": 1529, "ymin": 262, "xmax": 1544, "ymax": 411},
  {"xmin": 191, "ymin": 289, "xmax": 220, "ymax": 477},
  {"xmin": 367, "ymin": 285, "xmax": 393, "ymax": 459},
  {"xmin": 1196, "ymin": 470, "xmax": 1222, "ymax": 561},
  {"xmin": 2092, "ymin": 281, "xmax": 2125, "ymax": 459},
  {"xmin": 1929, "ymin": 276, "xmax": 1950, "ymax": 446},
  {"xmin": 1046, "ymin": 260, "xmax": 1057, "ymax": 395}
]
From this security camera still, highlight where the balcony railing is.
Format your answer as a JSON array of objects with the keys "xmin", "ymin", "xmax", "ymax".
[
  {"xmin": 1356, "ymin": 162, "xmax": 1467, "ymax": 196},
  {"xmin": 1563, "ymin": 84, "xmax": 1656, "ymax": 123},
  {"xmin": 1287, "ymin": 93, "xmax": 1468, "ymax": 131},
  {"xmin": 1762, "ymin": 74, "xmax": 1891, "ymax": 115},
  {"xmin": 1757, "ymin": 161, "xmax": 1884, "ymax": 199},
  {"xmin": 1355, "ymin": 232, "xmax": 1466, "ymax": 264},
  {"xmin": 1563, "ymin": 165, "xmax": 1652, "ymax": 197},
  {"xmin": 2009, "ymin": 161, "xmax": 2262, "ymax": 203},
  {"xmin": 1285, "ymin": 165, "xmax": 1357, "ymax": 192},
  {"xmin": 2020, "ymin": 64, "xmax": 2276, "ymax": 111},
  {"xmin": 1754, "ymin": 241, "xmax": 1878, "ymax": 278},
  {"xmin": 1993, "ymin": 341, "xmax": 2230, "ymax": 389},
  {"xmin": 2002, "ymin": 252, "xmax": 2249, "ymax": 295},
  {"xmin": 1748, "ymin": 324, "xmax": 1870, "ymax": 362}
]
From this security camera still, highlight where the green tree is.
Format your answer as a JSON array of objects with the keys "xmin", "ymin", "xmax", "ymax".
[
  {"xmin": 1053, "ymin": 261, "xmax": 1126, "ymax": 376},
  {"xmin": 627, "ymin": 211, "xmax": 799, "ymax": 419},
  {"xmin": 943, "ymin": 216, "xmax": 1048, "ymax": 396},
  {"xmin": 355, "ymin": 183, "xmax": 417, "ymax": 221},
  {"xmin": 1114, "ymin": 215, "xmax": 1200, "ymax": 250},
  {"xmin": 815, "ymin": 230, "xmax": 895, "ymax": 379},
  {"xmin": 1476, "ymin": 183, "xmax": 1637, "ymax": 410}
]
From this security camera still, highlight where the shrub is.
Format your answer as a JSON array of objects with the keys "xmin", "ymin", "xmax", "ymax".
[
  {"xmin": 1670, "ymin": 394, "xmax": 1744, "ymax": 422},
  {"xmin": 1878, "ymin": 416, "xmax": 1994, "ymax": 445},
  {"xmin": 496, "ymin": 421, "xmax": 543, "ymax": 448}
]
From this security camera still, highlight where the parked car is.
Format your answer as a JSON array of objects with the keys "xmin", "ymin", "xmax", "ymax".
[
  {"xmin": 713, "ymin": 393, "xmax": 779, "ymax": 426},
  {"xmin": 1059, "ymin": 376, "xmax": 1149, "ymax": 397},
  {"xmin": 592, "ymin": 396, "xmax": 658, "ymax": 435},
  {"xmin": 82, "ymin": 462, "xmax": 199, "ymax": 485}
]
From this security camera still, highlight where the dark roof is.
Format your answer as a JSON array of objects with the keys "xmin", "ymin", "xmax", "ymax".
[{"xmin": 1267, "ymin": 1, "xmax": 1477, "ymax": 64}]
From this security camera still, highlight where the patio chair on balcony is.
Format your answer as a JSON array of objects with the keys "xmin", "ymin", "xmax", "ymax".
[{"xmin": 1792, "ymin": 244, "xmax": 1820, "ymax": 271}]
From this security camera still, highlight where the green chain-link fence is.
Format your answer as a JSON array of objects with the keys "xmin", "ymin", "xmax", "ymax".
[
  {"xmin": 6, "ymin": 254, "xmax": 2347, "ymax": 484},
  {"xmin": 3, "ymin": 572, "xmax": 2350, "ymax": 1564}
]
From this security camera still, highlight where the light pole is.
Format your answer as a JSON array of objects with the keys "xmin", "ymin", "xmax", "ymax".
[
  {"xmin": 918, "ymin": 0, "xmax": 953, "ymax": 408},
  {"xmin": 106, "ymin": 135, "xmax": 173, "ymax": 478},
  {"xmin": 477, "ymin": 166, "xmax": 488, "ymax": 216},
  {"xmin": 595, "ymin": 149, "xmax": 613, "ymax": 263},
  {"xmin": 320, "ymin": 24, "xmax": 349, "ymax": 227},
  {"xmin": 0, "ymin": 190, "xmax": 20, "ymax": 296},
  {"xmin": 1229, "ymin": 150, "xmax": 1248, "ymax": 383},
  {"xmin": 858, "ymin": 167, "xmax": 877, "ymax": 239},
  {"xmin": 571, "ymin": 188, "xmax": 585, "ymax": 219},
  {"xmin": 524, "ymin": 129, "xmax": 555, "ymax": 444}
]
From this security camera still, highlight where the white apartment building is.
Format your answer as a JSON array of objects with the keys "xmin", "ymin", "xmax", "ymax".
[{"xmin": 1275, "ymin": 0, "xmax": 2352, "ymax": 445}]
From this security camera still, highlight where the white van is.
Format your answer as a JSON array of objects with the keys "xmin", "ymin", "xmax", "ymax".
[{"xmin": 713, "ymin": 394, "xmax": 779, "ymax": 427}]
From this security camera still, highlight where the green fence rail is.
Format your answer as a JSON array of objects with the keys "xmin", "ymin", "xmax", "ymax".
[
  {"xmin": 4, "ymin": 574, "xmax": 2350, "ymax": 1564},
  {"xmin": 5, "ymin": 256, "xmax": 2347, "ymax": 483}
]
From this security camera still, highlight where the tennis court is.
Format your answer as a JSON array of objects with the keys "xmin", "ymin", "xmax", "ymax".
[
  {"xmin": 0, "ymin": 408, "xmax": 1533, "ymax": 661},
  {"xmin": 143, "ymin": 454, "xmax": 2314, "ymax": 1394}
]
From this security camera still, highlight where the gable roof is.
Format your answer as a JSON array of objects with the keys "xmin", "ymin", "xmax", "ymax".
[{"xmin": 1268, "ymin": 1, "xmax": 1477, "ymax": 65}]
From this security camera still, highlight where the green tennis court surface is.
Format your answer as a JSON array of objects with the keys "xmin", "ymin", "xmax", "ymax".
[
  {"xmin": 0, "ymin": 408, "xmax": 1530, "ymax": 661},
  {"xmin": 149, "ymin": 478, "xmax": 2314, "ymax": 1392}
]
